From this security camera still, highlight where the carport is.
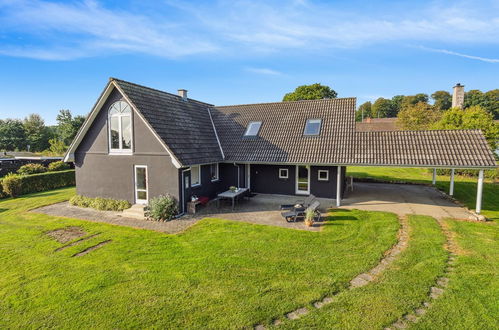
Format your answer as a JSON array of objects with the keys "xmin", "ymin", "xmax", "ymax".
[{"xmin": 334, "ymin": 129, "xmax": 496, "ymax": 215}]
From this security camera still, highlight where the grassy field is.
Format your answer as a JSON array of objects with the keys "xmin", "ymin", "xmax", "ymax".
[
  {"xmin": 0, "ymin": 188, "xmax": 399, "ymax": 328},
  {"xmin": 348, "ymin": 166, "xmax": 499, "ymax": 220},
  {"xmin": 0, "ymin": 187, "xmax": 497, "ymax": 328}
]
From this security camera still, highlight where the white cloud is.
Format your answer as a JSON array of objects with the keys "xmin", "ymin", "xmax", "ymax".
[
  {"xmin": 245, "ymin": 67, "xmax": 282, "ymax": 75},
  {"xmin": 0, "ymin": 0, "xmax": 498, "ymax": 60},
  {"xmin": 418, "ymin": 46, "xmax": 499, "ymax": 63}
]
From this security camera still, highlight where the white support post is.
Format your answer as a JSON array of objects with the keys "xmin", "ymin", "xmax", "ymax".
[
  {"xmin": 432, "ymin": 168, "xmax": 437, "ymax": 185},
  {"xmin": 449, "ymin": 169, "xmax": 455, "ymax": 196},
  {"xmin": 476, "ymin": 170, "xmax": 484, "ymax": 214},
  {"xmin": 336, "ymin": 166, "xmax": 341, "ymax": 207}
]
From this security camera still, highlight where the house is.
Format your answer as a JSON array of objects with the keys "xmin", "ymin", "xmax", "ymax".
[{"xmin": 64, "ymin": 78, "xmax": 496, "ymax": 214}]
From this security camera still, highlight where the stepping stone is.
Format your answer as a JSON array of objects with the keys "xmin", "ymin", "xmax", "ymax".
[
  {"xmin": 404, "ymin": 314, "xmax": 418, "ymax": 322},
  {"xmin": 423, "ymin": 301, "xmax": 432, "ymax": 308},
  {"xmin": 322, "ymin": 297, "xmax": 334, "ymax": 304},
  {"xmin": 254, "ymin": 325, "xmax": 266, "ymax": 330},
  {"xmin": 350, "ymin": 277, "xmax": 369, "ymax": 288},
  {"xmin": 313, "ymin": 301, "xmax": 324, "ymax": 309},
  {"xmin": 359, "ymin": 273, "xmax": 373, "ymax": 282},
  {"xmin": 437, "ymin": 277, "xmax": 449, "ymax": 287},
  {"xmin": 286, "ymin": 307, "xmax": 308, "ymax": 320},
  {"xmin": 370, "ymin": 265, "xmax": 385, "ymax": 276},
  {"xmin": 393, "ymin": 319, "xmax": 407, "ymax": 329},
  {"xmin": 430, "ymin": 287, "xmax": 444, "ymax": 299},
  {"xmin": 415, "ymin": 308, "xmax": 426, "ymax": 316},
  {"xmin": 273, "ymin": 319, "xmax": 282, "ymax": 326}
]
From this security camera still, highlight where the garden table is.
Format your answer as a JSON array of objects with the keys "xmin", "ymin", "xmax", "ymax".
[{"xmin": 217, "ymin": 188, "xmax": 248, "ymax": 210}]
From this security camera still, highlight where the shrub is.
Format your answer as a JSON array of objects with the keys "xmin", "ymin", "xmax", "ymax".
[
  {"xmin": 1, "ymin": 170, "xmax": 75, "ymax": 197},
  {"xmin": 304, "ymin": 208, "xmax": 315, "ymax": 227},
  {"xmin": 2, "ymin": 173, "xmax": 23, "ymax": 197},
  {"xmin": 70, "ymin": 195, "xmax": 131, "ymax": 211},
  {"xmin": 17, "ymin": 163, "xmax": 47, "ymax": 175},
  {"xmin": 48, "ymin": 161, "xmax": 70, "ymax": 172},
  {"xmin": 0, "ymin": 178, "xmax": 5, "ymax": 199},
  {"xmin": 431, "ymin": 168, "xmax": 498, "ymax": 180},
  {"xmin": 146, "ymin": 195, "xmax": 178, "ymax": 221}
]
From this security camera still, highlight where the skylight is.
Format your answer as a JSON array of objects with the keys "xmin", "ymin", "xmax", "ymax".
[
  {"xmin": 244, "ymin": 121, "xmax": 262, "ymax": 136},
  {"xmin": 304, "ymin": 119, "xmax": 322, "ymax": 135}
]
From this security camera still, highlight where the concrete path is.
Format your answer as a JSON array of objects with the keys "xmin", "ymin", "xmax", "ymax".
[{"xmin": 341, "ymin": 182, "xmax": 473, "ymax": 220}]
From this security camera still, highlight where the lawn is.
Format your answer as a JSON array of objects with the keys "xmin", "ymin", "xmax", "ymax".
[
  {"xmin": 1, "ymin": 188, "xmax": 497, "ymax": 329},
  {"xmin": 347, "ymin": 166, "xmax": 499, "ymax": 220},
  {"xmin": 0, "ymin": 188, "xmax": 399, "ymax": 328}
]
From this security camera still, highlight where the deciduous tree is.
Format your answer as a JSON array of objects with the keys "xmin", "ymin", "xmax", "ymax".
[
  {"xmin": 397, "ymin": 102, "xmax": 442, "ymax": 130},
  {"xmin": 283, "ymin": 83, "xmax": 337, "ymax": 101},
  {"xmin": 0, "ymin": 119, "xmax": 27, "ymax": 151},
  {"xmin": 431, "ymin": 91, "xmax": 452, "ymax": 111},
  {"xmin": 23, "ymin": 113, "xmax": 51, "ymax": 152}
]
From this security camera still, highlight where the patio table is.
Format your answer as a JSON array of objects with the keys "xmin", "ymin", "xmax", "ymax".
[{"xmin": 217, "ymin": 188, "xmax": 248, "ymax": 210}]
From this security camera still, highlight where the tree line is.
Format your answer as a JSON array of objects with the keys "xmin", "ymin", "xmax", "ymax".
[
  {"xmin": 0, "ymin": 110, "xmax": 85, "ymax": 156},
  {"xmin": 356, "ymin": 89, "xmax": 499, "ymax": 121}
]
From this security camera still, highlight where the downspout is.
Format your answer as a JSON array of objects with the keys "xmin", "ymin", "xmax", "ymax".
[{"xmin": 233, "ymin": 163, "xmax": 240, "ymax": 187}]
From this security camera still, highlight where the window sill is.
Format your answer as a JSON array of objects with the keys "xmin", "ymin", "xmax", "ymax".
[
  {"xmin": 211, "ymin": 179, "xmax": 220, "ymax": 182},
  {"xmin": 109, "ymin": 151, "xmax": 133, "ymax": 156},
  {"xmin": 191, "ymin": 184, "xmax": 201, "ymax": 188}
]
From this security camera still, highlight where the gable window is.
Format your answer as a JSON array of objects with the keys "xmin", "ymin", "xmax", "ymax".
[
  {"xmin": 304, "ymin": 119, "xmax": 322, "ymax": 136},
  {"xmin": 279, "ymin": 168, "xmax": 289, "ymax": 179},
  {"xmin": 191, "ymin": 165, "xmax": 201, "ymax": 186},
  {"xmin": 109, "ymin": 101, "xmax": 132, "ymax": 152},
  {"xmin": 244, "ymin": 121, "xmax": 262, "ymax": 136},
  {"xmin": 318, "ymin": 170, "xmax": 329, "ymax": 181},
  {"xmin": 210, "ymin": 163, "xmax": 219, "ymax": 181}
]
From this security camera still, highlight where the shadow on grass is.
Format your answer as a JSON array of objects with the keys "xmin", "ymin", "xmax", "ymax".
[
  {"xmin": 0, "ymin": 208, "xmax": 7, "ymax": 213},
  {"xmin": 325, "ymin": 209, "xmax": 360, "ymax": 223}
]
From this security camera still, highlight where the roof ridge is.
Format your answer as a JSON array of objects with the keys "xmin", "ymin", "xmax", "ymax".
[
  {"xmin": 214, "ymin": 97, "xmax": 357, "ymax": 109},
  {"xmin": 110, "ymin": 77, "xmax": 213, "ymax": 107},
  {"xmin": 357, "ymin": 128, "xmax": 484, "ymax": 134}
]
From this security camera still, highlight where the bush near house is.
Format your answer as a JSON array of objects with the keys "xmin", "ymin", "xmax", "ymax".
[
  {"xmin": 1, "ymin": 170, "xmax": 75, "ymax": 198},
  {"xmin": 431, "ymin": 167, "xmax": 498, "ymax": 180},
  {"xmin": 17, "ymin": 163, "xmax": 47, "ymax": 175},
  {"xmin": 0, "ymin": 178, "xmax": 4, "ymax": 198},
  {"xmin": 47, "ymin": 161, "xmax": 70, "ymax": 172},
  {"xmin": 69, "ymin": 195, "xmax": 131, "ymax": 211},
  {"xmin": 146, "ymin": 194, "xmax": 178, "ymax": 221}
]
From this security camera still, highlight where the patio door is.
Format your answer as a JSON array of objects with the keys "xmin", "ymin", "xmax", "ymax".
[
  {"xmin": 134, "ymin": 165, "xmax": 148, "ymax": 204},
  {"xmin": 296, "ymin": 165, "xmax": 310, "ymax": 195}
]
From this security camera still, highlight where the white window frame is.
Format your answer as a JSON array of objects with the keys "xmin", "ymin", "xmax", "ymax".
[
  {"xmin": 244, "ymin": 121, "xmax": 262, "ymax": 136},
  {"xmin": 190, "ymin": 165, "xmax": 201, "ymax": 187},
  {"xmin": 210, "ymin": 163, "xmax": 219, "ymax": 182},
  {"xmin": 134, "ymin": 165, "xmax": 148, "ymax": 204},
  {"xmin": 295, "ymin": 165, "xmax": 311, "ymax": 195},
  {"xmin": 318, "ymin": 169, "xmax": 329, "ymax": 181},
  {"xmin": 108, "ymin": 101, "xmax": 133, "ymax": 154},
  {"xmin": 279, "ymin": 168, "xmax": 289, "ymax": 179},
  {"xmin": 304, "ymin": 119, "xmax": 322, "ymax": 136}
]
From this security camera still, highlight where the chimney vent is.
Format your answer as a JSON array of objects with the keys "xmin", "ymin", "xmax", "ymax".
[
  {"xmin": 452, "ymin": 83, "xmax": 465, "ymax": 109},
  {"xmin": 178, "ymin": 89, "xmax": 188, "ymax": 101}
]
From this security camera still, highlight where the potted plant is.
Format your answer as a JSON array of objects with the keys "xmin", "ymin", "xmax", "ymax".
[
  {"xmin": 304, "ymin": 208, "xmax": 315, "ymax": 227},
  {"xmin": 229, "ymin": 186, "xmax": 237, "ymax": 192}
]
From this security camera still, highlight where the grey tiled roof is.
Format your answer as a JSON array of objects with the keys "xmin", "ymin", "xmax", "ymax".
[
  {"xmin": 113, "ymin": 79, "xmax": 223, "ymax": 166},
  {"xmin": 354, "ymin": 130, "xmax": 496, "ymax": 168},
  {"xmin": 211, "ymin": 98, "xmax": 357, "ymax": 164},
  {"xmin": 110, "ymin": 79, "xmax": 496, "ymax": 169}
]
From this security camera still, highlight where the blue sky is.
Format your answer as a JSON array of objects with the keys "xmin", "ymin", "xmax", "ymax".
[{"xmin": 0, "ymin": 0, "xmax": 498, "ymax": 125}]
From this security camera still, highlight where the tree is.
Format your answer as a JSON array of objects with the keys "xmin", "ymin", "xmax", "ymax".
[
  {"xmin": 0, "ymin": 119, "xmax": 27, "ymax": 151},
  {"xmin": 44, "ymin": 138, "xmax": 68, "ymax": 156},
  {"xmin": 433, "ymin": 105, "xmax": 498, "ymax": 150},
  {"xmin": 355, "ymin": 101, "xmax": 372, "ymax": 122},
  {"xmin": 391, "ymin": 95, "xmax": 405, "ymax": 115},
  {"xmin": 401, "ymin": 93, "xmax": 429, "ymax": 109},
  {"xmin": 484, "ymin": 89, "xmax": 499, "ymax": 119},
  {"xmin": 397, "ymin": 102, "xmax": 442, "ymax": 130},
  {"xmin": 23, "ymin": 113, "xmax": 51, "ymax": 152},
  {"xmin": 56, "ymin": 109, "xmax": 85, "ymax": 145},
  {"xmin": 283, "ymin": 83, "xmax": 337, "ymax": 101},
  {"xmin": 431, "ymin": 91, "xmax": 452, "ymax": 111},
  {"xmin": 371, "ymin": 98, "xmax": 396, "ymax": 118}
]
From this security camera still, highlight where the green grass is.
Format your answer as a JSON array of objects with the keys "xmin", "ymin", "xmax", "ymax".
[
  {"xmin": 286, "ymin": 215, "xmax": 448, "ymax": 329},
  {"xmin": 348, "ymin": 166, "xmax": 499, "ymax": 221},
  {"xmin": 0, "ymin": 188, "xmax": 399, "ymax": 328},
  {"xmin": 413, "ymin": 219, "xmax": 499, "ymax": 329}
]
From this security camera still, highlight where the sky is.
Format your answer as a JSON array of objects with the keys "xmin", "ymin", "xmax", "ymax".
[{"xmin": 0, "ymin": 0, "xmax": 498, "ymax": 125}]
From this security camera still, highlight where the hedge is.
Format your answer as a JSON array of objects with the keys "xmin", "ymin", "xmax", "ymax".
[
  {"xmin": 1, "ymin": 170, "xmax": 75, "ymax": 198},
  {"xmin": 69, "ymin": 195, "xmax": 131, "ymax": 211}
]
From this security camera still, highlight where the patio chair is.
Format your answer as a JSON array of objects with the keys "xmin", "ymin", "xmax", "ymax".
[
  {"xmin": 280, "ymin": 194, "xmax": 317, "ymax": 210},
  {"xmin": 281, "ymin": 200, "xmax": 321, "ymax": 223}
]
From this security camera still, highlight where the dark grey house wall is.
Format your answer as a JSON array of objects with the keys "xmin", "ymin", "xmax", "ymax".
[
  {"xmin": 250, "ymin": 164, "xmax": 345, "ymax": 198},
  {"xmin": 75, "ymin": 87, "xmax": 179, "ymax": 203}
]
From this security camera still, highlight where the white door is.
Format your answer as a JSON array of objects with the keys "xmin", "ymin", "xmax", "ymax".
[
  {"xmin": 296, "ymin": 165, "xmax": 310, "ymax": 195},
  {"xmin": 134, "ymin": 165, "xmax": 148, "ymax": 204}
]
